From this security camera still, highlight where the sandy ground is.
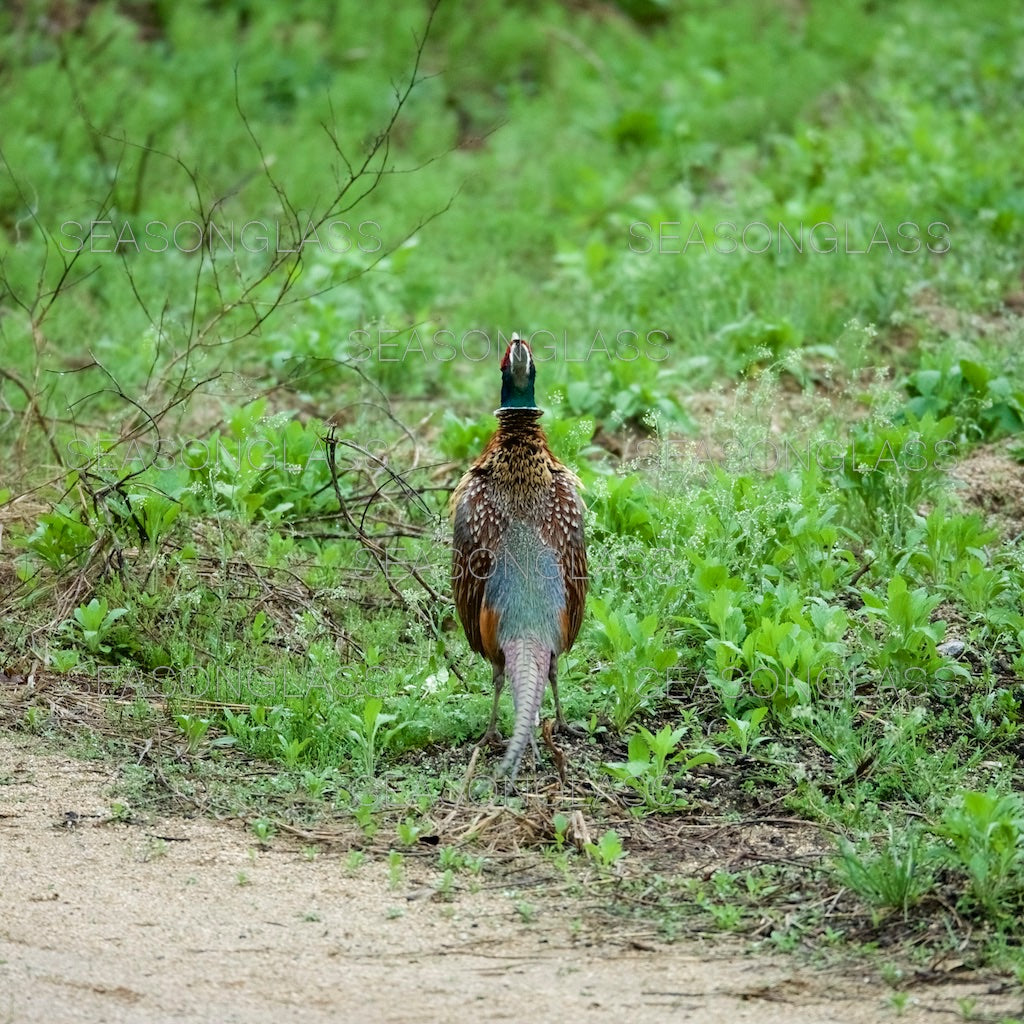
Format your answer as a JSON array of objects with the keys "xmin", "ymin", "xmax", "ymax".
[{"xmin": 1, "ymin": 733, "xmax": 1021, "ymax": 1024}]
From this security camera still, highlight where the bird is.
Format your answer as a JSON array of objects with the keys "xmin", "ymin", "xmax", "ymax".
[{"xmin": 450, "ymin": 334, "xmax": 588, "ymax": 781}]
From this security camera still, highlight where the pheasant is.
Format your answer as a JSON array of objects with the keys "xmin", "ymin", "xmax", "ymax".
[{"xmin": 451, "ymin": 334, "xmax": 588, "ymax": 780}]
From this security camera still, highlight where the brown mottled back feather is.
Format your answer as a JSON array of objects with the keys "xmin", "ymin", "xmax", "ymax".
[{"xmin": 451, "ymin": 409, "xmax": 587, "ymax": 666}]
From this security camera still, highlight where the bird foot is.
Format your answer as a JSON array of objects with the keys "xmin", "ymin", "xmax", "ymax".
[
  {"xmin": 554, "ymin": 716, "xmax": 586, "ymax": 739},
  {"xmin": 476, "ymin": 728, "xmax": 504, "ymax": 751}
]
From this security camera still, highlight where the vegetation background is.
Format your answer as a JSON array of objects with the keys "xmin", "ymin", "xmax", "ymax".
[{"xmin": 2, "ymin": 0, "xmax": 1024, "ymax": 1007}]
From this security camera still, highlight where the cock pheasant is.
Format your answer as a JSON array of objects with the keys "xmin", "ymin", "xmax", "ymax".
[{"xmin": 451, "ymin": 335, "xmax": 588, "ymax": 780}]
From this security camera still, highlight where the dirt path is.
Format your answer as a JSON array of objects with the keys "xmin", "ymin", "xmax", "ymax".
[{"xmin": 1, "ymin": 734, "xmax": 1019, "ymax": 1024}]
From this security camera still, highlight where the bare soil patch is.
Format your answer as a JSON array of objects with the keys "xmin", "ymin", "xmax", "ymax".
[
  {"xmin": 951, "ymin": 440, "xmax": 1024, "ymax": 541},
  {"xmin": 2, "ymin": 734, "xmax": 1020, "ymax": 1024}
]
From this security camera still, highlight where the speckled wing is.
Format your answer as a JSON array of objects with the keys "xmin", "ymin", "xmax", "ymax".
[
  {"xmin": 541, "ymin": 466, "xmax": 588, "ymax": 652},
  {"xmin": 450, "ymin": 468, "xmax": 503, "ymax": 659}
]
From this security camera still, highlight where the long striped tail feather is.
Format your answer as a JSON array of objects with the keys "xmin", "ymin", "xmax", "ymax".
[{"xmin": 495, "ymin": 635, "xmax": 552, "ymax": 781}]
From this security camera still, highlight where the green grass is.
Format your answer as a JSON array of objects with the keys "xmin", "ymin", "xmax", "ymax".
[{"xmin": 3, "ymin": 0, "xmax": 1024, "ymax": 983}]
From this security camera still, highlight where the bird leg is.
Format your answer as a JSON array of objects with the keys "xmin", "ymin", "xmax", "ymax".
[
  {"xmin": 541, "ymin": 718, "xmax": 568, "ymax": 785},
  {"xmin": 549, "ymin": 658, "xmax": 585, "ymax": 738},
  {"xmin": 478, "ymin": 664, "xmax": 505, "ymax": 748},
  {"xmin": 529, "ymin": 731, "xmax": 541, "ymax": 767}
]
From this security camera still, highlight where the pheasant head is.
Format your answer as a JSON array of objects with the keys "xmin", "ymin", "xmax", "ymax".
[{"xmin": 499, "ymin": 334, "xmax": 537, "ymax": 409}]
